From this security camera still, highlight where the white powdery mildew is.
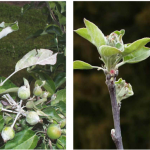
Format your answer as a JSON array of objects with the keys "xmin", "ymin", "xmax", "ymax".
[{"xmin": 0, "ymin": 27, "xmax": 13, "ymax": 39}]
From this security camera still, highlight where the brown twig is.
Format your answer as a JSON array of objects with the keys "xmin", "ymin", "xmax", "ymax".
[{"xmin": 105, "ymin": 72, "xmax": 123, "ymax": 149}]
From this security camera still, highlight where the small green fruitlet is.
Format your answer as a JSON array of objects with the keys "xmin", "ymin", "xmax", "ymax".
[
  {"xmin": 33, "ymin": 84, "xmax": 43, "ymax": 96},
  {"xmin": 1, "ymin": 126, "xmax": 15, "ymax": 142},
  {"xmin": 26, "ymin": 111, "xmax": 42, "ymax": 125},
  {"xmin": 18, "ymin": 86, "xmax": 30, "ymax": 100},
  {"xmin": 47, "ymin": 124, "xmax": 61, "ymax": 140}
]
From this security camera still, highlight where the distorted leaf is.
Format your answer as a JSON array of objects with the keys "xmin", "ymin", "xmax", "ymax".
[
  {"xmin": 0, "ymin": 49, "xmax": 57, "ymax": 86},
  {"xmin": 84, "ymin": 18, "xmax": 106, "ymax": 48},
  {"xmin": 123, "ymin": 47, "xmax": 150, "ymax": 63},
  {"xmin": 0, "ymin": 21, "xmax": 19, "ymax": 39}
]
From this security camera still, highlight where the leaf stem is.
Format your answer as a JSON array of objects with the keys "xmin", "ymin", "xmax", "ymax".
[
  {"xmin": 116, "ymin": 61, "xmax": 126, "ymax": 68},
  {"xmin": 105, "ymin": 73, "xmax": 123, "ymax": 149},
  {"xmin": 0, "ymin": 71, "xmax": 17, "ymax": 86}
]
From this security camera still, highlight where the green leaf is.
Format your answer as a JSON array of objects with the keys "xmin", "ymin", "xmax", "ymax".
[
  {"xmin": 54, "ymin": 72, "xmax": 66, "ymax": 89},
  {"xmin": 51, "ymin": 89, "xmax": 66, "ymax": 106},
  {"xmin": 37, "ymin": 72, "xmax": 56, "ymax": 95},
  {"xmin": 74, "ymin": 28, "xmax": 93, "ymax": 44},
  {"xmin": 123, "ymin": 47, "xmax": 150, "ymax": 63},
  {"xmin": 84, "ymin": 18, "xmax": 106, "ymax": 48},
  {"xmin": 42, "ymin": 107, "xmax": 62, "ymax": 122},
  {"xmin": 55, "ymin": 101, "xmax": 66, "ymax": 116},
  {"xmin": 73, "ymin": 60, "xmax": 93, "ymax": 69},
  {"xmin": 56, "ymin": 135, "xmax": 66, "ymax": 149},
  {"xmin": 122, "ymin": 38, "xmax": 150, "ymax": 56},
  {"xmin": 4, "ymin": 128, "xmax": 38, "ymax": 149},
  {"xmin": 0, "ymin": 49, "xmax": 58, "ymax": 86},
  {"xmin": 115, "ymin": 78, "xmax": 134, "ymax": 103},
  {"xmin": 0, "ymin": 114, "xmax": 4, "ymax": 132},
  {"xmin": 57, "ymin": 1, "xmax": 66, "ymax": 13},
  {"xmin": 0, "ymin": 77, "xmax": 18, "ymax": 94},
  {"xmin": 98, "ymin": 45, "xmax": 121, "ymax": 57},
  {"xmin": 98, "ymin": 45, "xmax": 122, "ymax": 71},
  {"xmin": 26, "ymin": 29, "xmax": 48, "ymax": 40},
  {"xmin": 45, "ymin": 25, "xmax": 63, "ymax": 36}
]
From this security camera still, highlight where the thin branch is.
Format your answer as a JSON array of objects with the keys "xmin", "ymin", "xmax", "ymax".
[{"xmin": 105, "ymin": 72, "xmax": 124, "ymax": 149}]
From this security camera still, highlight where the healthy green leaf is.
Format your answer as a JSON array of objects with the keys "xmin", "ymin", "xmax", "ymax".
[
  {"xmin": 84, "ymin": 18, "xmax": 106, "ymax": 48},
  {"xmin": 57, "ymin": 135, "xmax": 66, "ymax": 149},
  {"xmin": 54, "ymin": 72, "xmax": 66, "ymax": 89},
  {"xmin": 42, "ymin": 107, "xmax": 62, "ymax": 122},
  {"xmin": 123, "ymin": 47, "xmax": 150, "ymax": 63},
  {"xmin": 122, "ymin": 38, "xmax": 150, "ymax": 56},
  {"xmin": 55, "ymin": 101, "xmax": 66, "ymax": 116},
  {"xmin": 0, "ymin": 77, "xmax": 18, "ymax": 94},
  {"xmin": 4, "ymin": 128, "xmax": 38, "ymax": 149},
  {"xmin": 73, "ymin": 60, "xmax": 93, "ymax": 69},
  {"xmin": 51, "ymin": 89, "xmax": 66, "ymax": 106},
  {"xmin": 0, "ymin": 114, "xmax": 4, "ymax": 132},
  {"xmin": 45, "ymin": 25, "xmax": 63, "ymax": 36},
  {"xmin": 37, "ymin": 72, "xmax": 56, "ymax": 95}
]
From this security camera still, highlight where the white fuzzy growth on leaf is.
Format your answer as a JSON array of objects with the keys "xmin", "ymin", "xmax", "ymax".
[{"xmin": 0, "ymin": 27, "xmax": 13, "ymax": 39}]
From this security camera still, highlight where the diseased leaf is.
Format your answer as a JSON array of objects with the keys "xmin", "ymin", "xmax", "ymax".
[
  {"xmin": 4, "ymin": 128, "xmax": 38, "ymax": 149},
  {"xmin": 115, "ymin": 78, "xmax": 134, "ymax": 103},
  {"xmin": 15, "ymin": 49, "xmax": 57, "ymax": 71},
  {"xmin": 84, "ymin": 18, "xmax": 106, "ymax": 48},
  {"xmin": 98, "ymin": 45, "xmax": 122, "ymax": 71},
  {"xmin": 122, "ymin": 38, "xmax": 150, "ymax": 56},
  {"xmin": 0, "ymin": 49, "xmax": 57, "ymax": 86},
  {"xmin": 123, "ymin": 47, "xmax": 150, "ymax": 63},
  {"xmin": 98, "ymin": 45, "xmax": 121, "ymax": 57},
  {"xmin": 0, "ymin": 21, "xmax": 19, "ymax": 39},
  {"xmin": 73, "ymin": 61, "xmax": 93, "ymax": 69},
  {"xmin": 74, "ymin": 28, "xmax": 93, "ymax": 45}
]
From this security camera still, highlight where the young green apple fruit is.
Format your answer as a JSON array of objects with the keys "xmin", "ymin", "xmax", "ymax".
[
  {"xmin": 26, "ymin": 111, "xmax": 42, "ymax": 125},
  {"xmin": 1, "ymin": 126, "xmax": 15, "ymax": 142},
  {"xmin": 47, "ymin": 124, "xmax": 61, "ymax": 140},
  {"xmin": 33, "ymin": 84, "xmax": 43, "ymax": 96},
  {"xmin": 18, "ymin": 85, "xmax": 30, "ymax": 100}
]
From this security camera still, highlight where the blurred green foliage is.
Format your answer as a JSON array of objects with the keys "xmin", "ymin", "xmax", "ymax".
[
  {"xmin": 74, "ymin": 2, "xmax": 150, "ymax": 149},
  {"xmin": 0, "ymin": 3, "xmax": 51, "ymax": 86}
]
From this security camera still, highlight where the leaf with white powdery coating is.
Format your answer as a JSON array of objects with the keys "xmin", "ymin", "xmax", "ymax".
[
  {"xmin": 122, "ymin": 38, "xmax": 150, "ymax": 56},
  {"xmin": 0, "ymin": 49, "xmax": 57, "ymax": 86},
  {"xmin": 73, "ymin": 61, "xmax": 93, "ymax": 69},
  {"xmin": 123, "ymin": 47, "xmax": 150, "ymax": 63},
  {"xmin": 74, "ymin": 28, "xmax": 93, "ymax": 45},
  {"xmin": 84, "ymin": 18, "xmax": 106, "ymax": 48}
]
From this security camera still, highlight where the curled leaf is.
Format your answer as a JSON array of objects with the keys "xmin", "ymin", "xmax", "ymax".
[{"xmin": 115, "ymin": 78, "xmax": 134, "ymax": 103}]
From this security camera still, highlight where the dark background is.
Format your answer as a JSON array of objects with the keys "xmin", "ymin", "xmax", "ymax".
[{"xmin": 74, "ymin": 1, "xmax": 150, "ymax": 149}]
